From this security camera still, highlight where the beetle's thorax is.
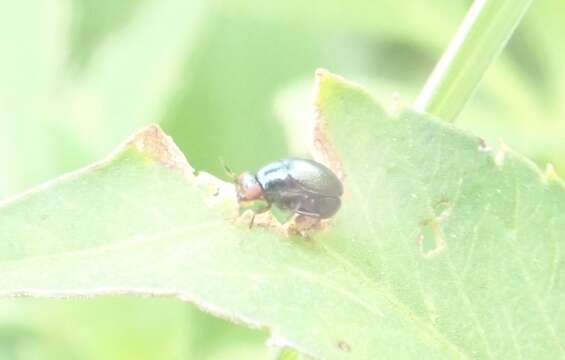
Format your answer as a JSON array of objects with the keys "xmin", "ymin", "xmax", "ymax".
[{"xmin": 255, "ymin": 161, "xmax": 294, "ymax": 202}]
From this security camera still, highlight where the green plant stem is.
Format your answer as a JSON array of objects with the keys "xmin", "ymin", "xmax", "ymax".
[{"xmin": 414, "ymin": 0, "xmax": 533, "ymax": 122}]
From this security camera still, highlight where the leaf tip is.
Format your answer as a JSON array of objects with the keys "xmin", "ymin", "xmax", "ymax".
[
  {"xmin": 314, "ymin": 67, "xmax": 333, "ymax": 84},
  {"xmin": 125, "ymin": 124, "xmax": 194, "ymax": 175},
  {"xmin": 545, "ymin": 163, "xmax": 557, "ymax": 178},
  {"xmin": 312, "ymin": 68, "xmax": 352, "ymax": 106},
  {"xmin": 543, "ymin": 163, "xmax": 564, "ymax": 185},
  {"xmin": 311, "ymin": 69, "xmax": 345, "ymax": 180}
]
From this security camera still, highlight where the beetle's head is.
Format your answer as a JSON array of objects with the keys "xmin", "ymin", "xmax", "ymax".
[{"xmin": 235, "ymin": 172, "xmax": 264, "ymax": 201}]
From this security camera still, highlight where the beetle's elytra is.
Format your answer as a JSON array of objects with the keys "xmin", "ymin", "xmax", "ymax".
[{"xmin": 235, "ymin": 158, "xmax": 343, "ymax": 225}]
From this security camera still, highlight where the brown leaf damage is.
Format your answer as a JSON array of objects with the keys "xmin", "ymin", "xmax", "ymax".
[
  {"xmin": 311, "ymin": 69, "xmax": 345, "ymax": 180},
  {"xmin": 124, "ymin": 124, "xmax": 195, "ymax": 176}
]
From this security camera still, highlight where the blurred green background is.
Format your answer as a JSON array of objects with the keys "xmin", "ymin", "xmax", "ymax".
[{"xmin": 1, "ymin": 0, "xmax": 563, "ymax": 358}]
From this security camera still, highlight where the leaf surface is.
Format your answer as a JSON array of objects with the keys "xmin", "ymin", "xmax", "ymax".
[{"xmin": 1, "ymin": 72, "xmax": 564, "ymax": 359}]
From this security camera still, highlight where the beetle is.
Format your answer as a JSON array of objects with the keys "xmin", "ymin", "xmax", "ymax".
[{"xmin": 233, "ymin": 158, "xmax": 343, "ymax": 226}]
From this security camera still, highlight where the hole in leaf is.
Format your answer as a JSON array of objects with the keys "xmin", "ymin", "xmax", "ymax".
[
  {"xmin": 418, "ymin": 220, "xmax": 446, "ymax": 257},
  {"xmin": 419, "ymin": 221, "xmax": 438, "ymax": 254}
]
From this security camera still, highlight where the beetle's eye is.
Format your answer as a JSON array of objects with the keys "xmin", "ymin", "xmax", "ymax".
[
  {"xmin": 243, "ymin": 182, "xmax": 263, "ymax": 200},
  {"xmin": 237, "ymin": 173, "xmax": 264, "ymax": 201}
]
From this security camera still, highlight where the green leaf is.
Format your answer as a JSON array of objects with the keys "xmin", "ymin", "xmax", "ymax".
[
  {"xmin": 0, "ymin": 1, "xmax": 268, "ymax": 357},
  {"xmin": 2, "ymin": 71, "xmax": 565, "ymax": 359},
  {"xmin": 314, "ymin": 70, "xmax": 565, "ymax": 358}
]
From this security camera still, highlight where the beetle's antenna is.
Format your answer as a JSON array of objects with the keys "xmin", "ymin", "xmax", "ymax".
[
  {"xmin": 249, "ymin": 214, "xmax": 256, "ymax": 229},
  {"xmin": 219, "ymin": 157, "xmax": 236, "ymax": 179}
]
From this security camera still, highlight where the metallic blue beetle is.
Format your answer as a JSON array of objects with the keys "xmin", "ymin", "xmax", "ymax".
[{"xmin": 235, "ymin": 158, "xmax": 343, "ymax": 225}]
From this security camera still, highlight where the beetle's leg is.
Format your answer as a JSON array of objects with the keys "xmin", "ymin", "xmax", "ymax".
[
  {"xmin": 246, "ymin": 204, "xmax": 270, "ymax": 229},
  {"xmin": 285, "ymin": 214, "xmax": 320, "ymax": 239},
  {"xmin": 294, "ymin": 213, "xmax": 321, "ymax": 228},
  {"xmin": 292, "ymin": 197, "xmax": 323, "ymax": 235}
]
